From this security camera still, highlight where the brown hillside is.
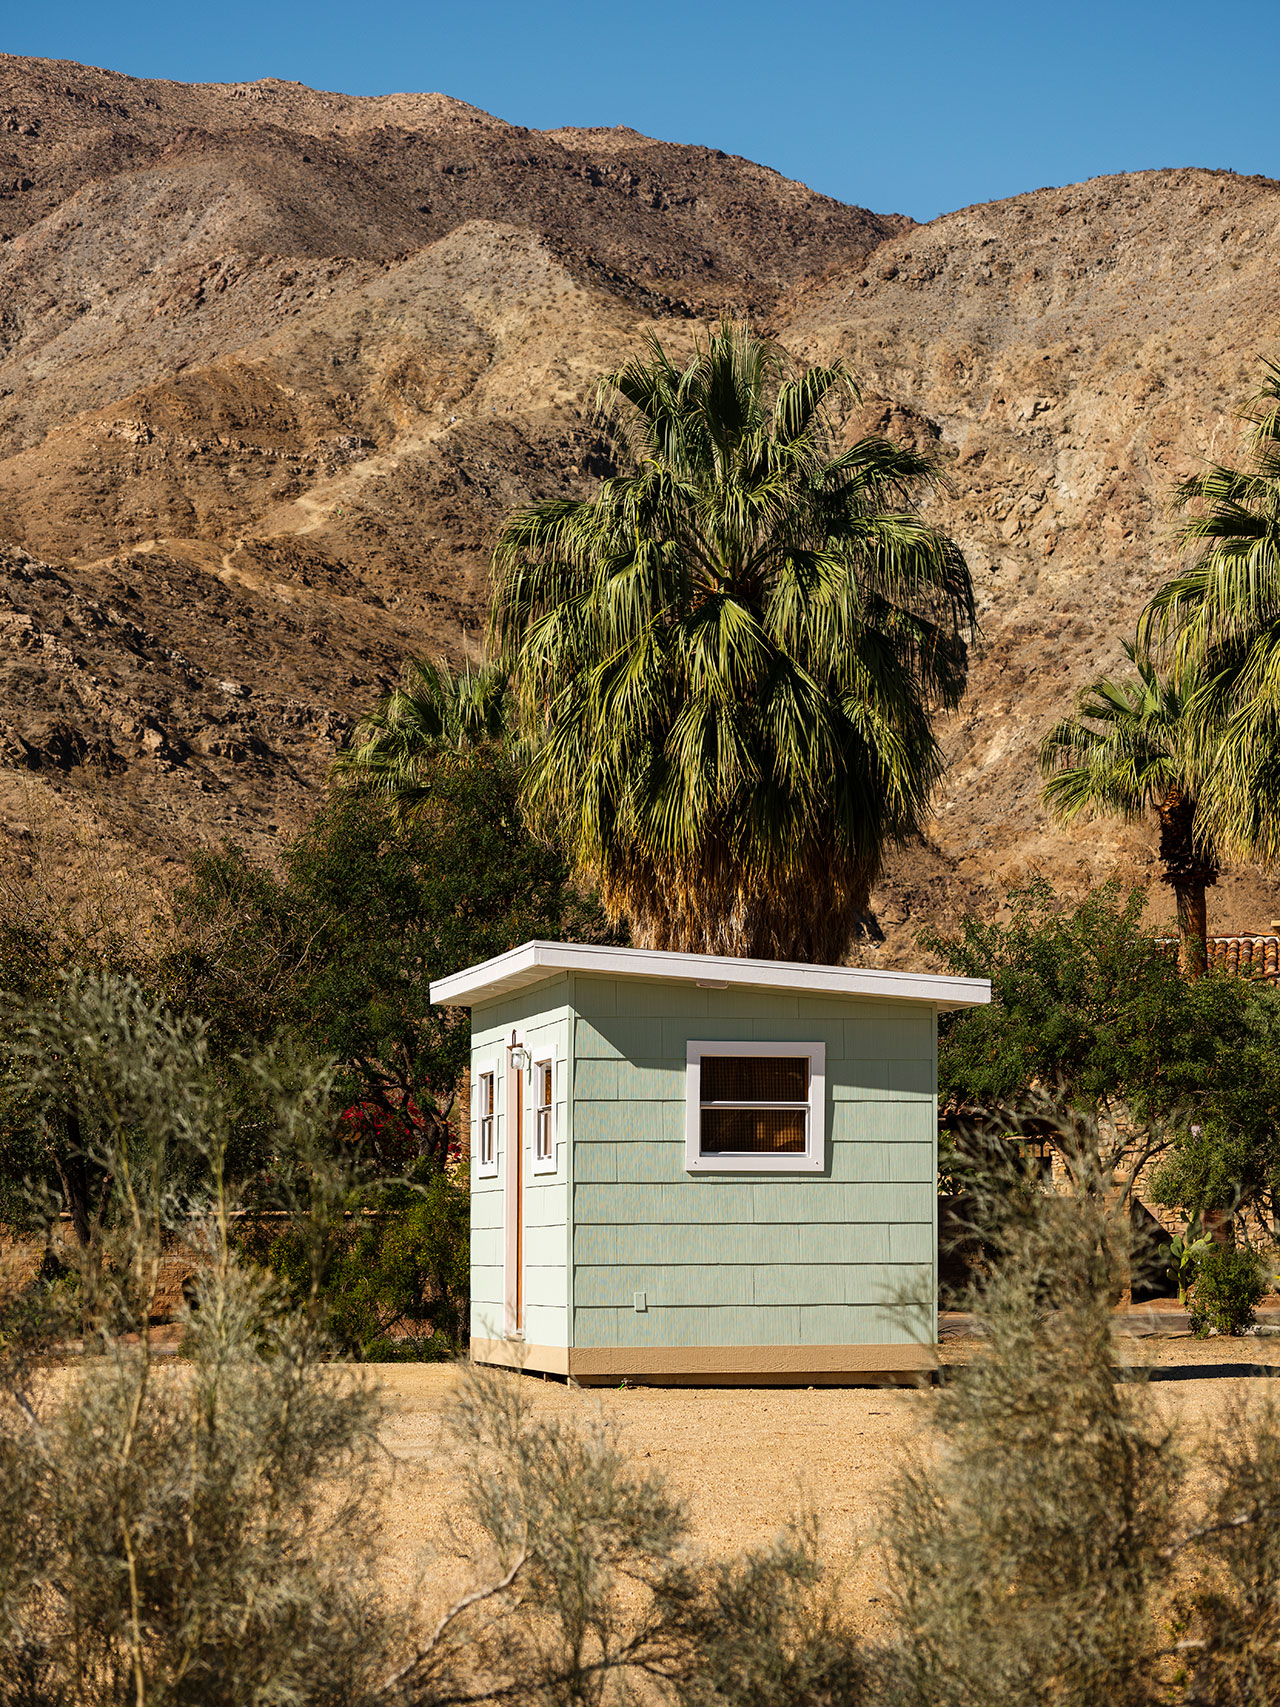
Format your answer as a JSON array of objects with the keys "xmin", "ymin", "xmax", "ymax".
[
  {"xmin": 1, "ymin": 55, "xmax": 1277, "ymax": 951},
  {"xmin": 779, "ymin": 167, "xmax": 1280, "ymax": 952}
]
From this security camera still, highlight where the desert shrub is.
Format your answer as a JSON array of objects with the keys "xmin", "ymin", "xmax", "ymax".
[
  {"xmin": 883, "ymin": 1152, "xmax": 1180, "ymax": 1707},
  {"xmin": 0, "ymin": 969, "xmax": 397, "ymax": 1707},
  {"xmin": 399, "ymin": 1363, "xmax": 868, "ymax": 1707},
  {"xmin": 1188, "ymin": 1245, "xmax": 1270, "ymax": 1337},
  {"xmin": 1177, "ymin": 1399, "xmax": 1280, "ymax": 1704}
]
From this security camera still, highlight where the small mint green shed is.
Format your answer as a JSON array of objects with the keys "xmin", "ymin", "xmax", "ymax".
[{"xmin": 430, "ymin": 943, "xmax": 989, "ymax": 1385}]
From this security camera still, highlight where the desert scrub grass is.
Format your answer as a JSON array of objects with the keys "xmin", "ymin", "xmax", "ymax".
[
  {"xmin": 883, "ymin": 1152, "xmax": 1182, "ymax": 1707},
  {"xmin": 388, "ymin": 1362, "xmax": 868, "ymax": 1707},
  {"xmin": 0, "ymin": 969, "xmax": 399, "ymax": 1707}
]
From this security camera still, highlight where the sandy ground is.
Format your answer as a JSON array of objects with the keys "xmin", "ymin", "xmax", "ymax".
[{"xmin": 367, "ymin": 1338, "xmax": 1280, "ymax": 1634}]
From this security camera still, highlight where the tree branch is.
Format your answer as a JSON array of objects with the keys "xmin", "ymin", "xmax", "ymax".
[{"xmin": 378, "ymin": 1550, "xmax": 529, "ymax": 1695}]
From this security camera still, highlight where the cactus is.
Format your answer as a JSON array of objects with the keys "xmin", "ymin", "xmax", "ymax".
[{"xmin": 1169, "ymin": 1225, "xmax": 1214, "ymax": 1304}]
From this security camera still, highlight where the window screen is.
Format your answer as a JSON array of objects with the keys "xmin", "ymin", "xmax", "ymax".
[
  {"xmin": 701, "ymin": 1055, "xmax": 809, "ymax": 1104},
  {"xmin": 535, "ymin": 1060, "xmax": 553, "ymax": 1161},
  {"xmin": 478, "ymin": 1071, "xmax": 495, "ymax": 1168},
  {"xmin": 699, "ymin": 1054, "xmax": 809, "ymax": 1154}
]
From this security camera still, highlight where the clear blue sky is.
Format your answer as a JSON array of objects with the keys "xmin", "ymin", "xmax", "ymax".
[{"xmin": 9, "ymin": 0, "xmax": 1276, "ymax": 222}]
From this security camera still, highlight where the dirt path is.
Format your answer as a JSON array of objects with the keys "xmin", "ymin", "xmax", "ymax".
[{"xmin": 368, "ymin": 1352, "xmax": 1280, "ymax": 1633}]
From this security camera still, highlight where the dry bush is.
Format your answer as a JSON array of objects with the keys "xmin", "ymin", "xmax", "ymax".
[
  {"xmin": 883, "ymin": 1133, "xmax": 1280, "ymax": 1707},
  {"xmin": 0, "ymin": 969, "xmax": 395, "ymax": 1707},
  {"xmin": 394, "ymin": 1366, "xmax": 868, "ymax": 1707},
  {"xmin": 884, "ymin": 1152, "xmax": 1179, "ymax": 1707}
]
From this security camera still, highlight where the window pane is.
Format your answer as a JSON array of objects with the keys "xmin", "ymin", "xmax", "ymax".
[
  {"xmin": 701, "ymin": 1055, "xmax": 808, "ymax": 1103},
  {"xmin": 700, "ymin": 1108, "xmax": 807, "ymax": 1154},
  {"xmin": 538, "ymin": 1063, "xmax": 552, "ymax": 1110}
]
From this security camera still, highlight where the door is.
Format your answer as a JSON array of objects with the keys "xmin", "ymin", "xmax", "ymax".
[{"xmin": 504, "ymin": 1044, "xmax": 525, "ymax": 1337}]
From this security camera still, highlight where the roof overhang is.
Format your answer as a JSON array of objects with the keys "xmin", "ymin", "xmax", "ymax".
[{"xmin": 429, "ymin": 940, "xmax": 990, "ymax": 1011}]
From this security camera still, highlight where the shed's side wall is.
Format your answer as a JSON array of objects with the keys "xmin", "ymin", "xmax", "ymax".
[
  {"xmin": 470, "ymin": 977, "xmax": 572, "ymax": 1354},
  {"xmin": 570, "ymin": 976, "xmax": 936, "ymax": 1353}
]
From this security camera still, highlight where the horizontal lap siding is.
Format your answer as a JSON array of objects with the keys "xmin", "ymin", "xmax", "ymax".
[
  {"xmin": 572, "ymin": 1303, "xmax": 928, "ymax": 1348},
  {"xmin": 570, "ymin": 976, "xmax": 936, "ymax": 1351}
]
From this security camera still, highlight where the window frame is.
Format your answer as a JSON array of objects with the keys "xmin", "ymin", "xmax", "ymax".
[
  {"xmin": 684, "ymin": 1040, "xmax": 826, "ymax": 1174},
  {"xmin": 531, "ymin": 1051, "xmax": 557, "ymax": 1175},
  {"xmin": 474, "ymin": 1058, "xmax": 499, "ymax": 1178}
]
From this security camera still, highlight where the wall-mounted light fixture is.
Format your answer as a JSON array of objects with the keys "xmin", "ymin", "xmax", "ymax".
[{"xmin": 509, "ymin": 1043, "xmax": 531, "ymax": 1073}]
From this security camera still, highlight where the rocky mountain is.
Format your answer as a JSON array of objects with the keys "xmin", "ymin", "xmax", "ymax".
[
  {"xmin": 779, "ymin": 167, "xmax": 1280, "ymax": 950},
  {"xmin": 1, "ymin": 54, "xmax": 1278, "ymax": 952}
]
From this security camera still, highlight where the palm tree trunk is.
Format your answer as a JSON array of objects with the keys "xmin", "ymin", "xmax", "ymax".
[
  {"xmin": 1172, "ymin": 879, "xmax": 1208, "ymax": 981},
  {"xmin": 1158, "ymin": 786, "xmax": 1216, "ymax": 982}
]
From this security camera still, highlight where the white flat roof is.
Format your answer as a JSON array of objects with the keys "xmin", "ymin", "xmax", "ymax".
[{"xmin": 429, "ymin": 940, "xmax": 990, "ymax": 1011}]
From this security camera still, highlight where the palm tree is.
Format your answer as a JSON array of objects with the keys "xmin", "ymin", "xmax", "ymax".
[
  {"xmin": 1142, "ymin": 359, "xmax": 1280, "ymax": 862},
  {"xmin": 332, "ymin": 657, "xmax": 510, "ymax": 814},
  {"xmin": 1039, "ymin": 643, "xmax": 1219, "ymax": 978},
  {"xmin": 489, "ymin": 323, "xmax": 975, "ymax": 962}
]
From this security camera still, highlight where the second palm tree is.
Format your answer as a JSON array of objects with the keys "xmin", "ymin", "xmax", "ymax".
[{"xmin": 1039, "ymin": 643, "xmax": 1219, "ymax": 978}]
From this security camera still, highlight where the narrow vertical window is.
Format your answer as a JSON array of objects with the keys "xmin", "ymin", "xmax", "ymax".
[
  {"xmin": 533, "ymin": 1056, "xmax": 555, "ymax": 1171},
  {"xmin": 478, "ymin": 1070, "xmax": 496, "ymax": 1170}
]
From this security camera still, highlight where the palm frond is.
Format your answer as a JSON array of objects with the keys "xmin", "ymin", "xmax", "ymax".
[{"xmin": 490, "ymin": 320, "xmax": 976, "ymax": 959}]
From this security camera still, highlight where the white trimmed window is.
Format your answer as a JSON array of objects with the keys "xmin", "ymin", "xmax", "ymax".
[
  {"xmin": 532, "ymin": 1054, "xmax": 556, "ymax": 1173},
  {"xmin": 685, "ymin": 1041, "xmax": 825, "ymax": 1173},
  {"xmin": 475, "ymin": 1060, "xmax": 498, "ymax": 1177}
]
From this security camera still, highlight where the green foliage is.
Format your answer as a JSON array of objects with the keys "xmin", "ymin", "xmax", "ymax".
[
  {"xmin": 491, "ymin": 320, "xmax": 975, "ymax": 961},
  {"xmin": 164, "ymin": 754, "xmax": 613, "ymax": 1171},
  {"xmin": 243, "ymin": 1171, "xmax": 470, "ymax": 1360},
  {"xmin": 1143, "ymin": 358, "xmax": 1280, "ymax": 863},
  {"xmin": 0, "ymin": 965, "xmax": 218, "ymax": 1274},
  {"xmin": 1039, "ymin": 641, "xmax": 1213, "ymax": 835},
  {"xmin": 0, "ymin": 903, "xmax": 160, "ymax": 1241},
  {"xmin": 1038, "ymin": 641, "xmax": 1218, "ymax": 974},
  {"xmin": 929, "ymin": 879, "xmax": 1280, "ymax": 1222},
  {"xmin": 1168, "ymin": 1227, "xmax": 1214, "ymax": 1304},
  {"xmin": 926, "ymin": 879, "xmax": 1232, "ymax": 1121},
  {"xmin": 332, "ymin": 655, "xmax": 512, "ymax": 814},
  {"xmin": 1188, "ymin": 1245, "xmax": 1270, "ymax": 1337},
  {"xmin": 1147, "ymin": 988, "xmax": 1280, "ymax": 1217}
]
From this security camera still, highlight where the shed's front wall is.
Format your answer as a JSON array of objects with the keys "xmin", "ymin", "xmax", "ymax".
[
  {"xmin": 569, "ymin": 975, "xmax": 935, "ymax": 1378},
  {"xmin": 469, "ymin": 976, "xmax": 571, "ymax": 1372}
]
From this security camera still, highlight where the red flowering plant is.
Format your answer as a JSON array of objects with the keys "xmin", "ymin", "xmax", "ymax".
[{"xmin": 339, "ymin": 1092, "xmax": 463, "ymax": 1176}]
